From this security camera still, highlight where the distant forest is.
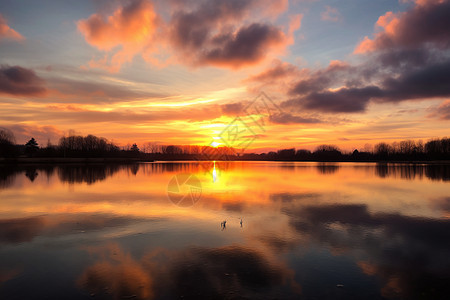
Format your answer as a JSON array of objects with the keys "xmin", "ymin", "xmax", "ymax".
[{"xmin": 1, "ymin": 128, "xmax": 450, "ymax": 162}]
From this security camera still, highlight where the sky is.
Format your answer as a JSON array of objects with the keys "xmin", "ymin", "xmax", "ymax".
[{"xmin": 0, "ymin": 0, "xmax": 449, "ymax": 152}]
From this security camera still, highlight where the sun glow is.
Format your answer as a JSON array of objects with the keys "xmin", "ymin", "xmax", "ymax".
[{"xmin": 146, "ymin": 98, "xmax": 217, "ymax": 107}]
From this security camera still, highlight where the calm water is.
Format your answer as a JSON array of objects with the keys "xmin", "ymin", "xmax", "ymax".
[{"xmin": 1, "ymin": 162, "xmax": 450, "ymax": 300}]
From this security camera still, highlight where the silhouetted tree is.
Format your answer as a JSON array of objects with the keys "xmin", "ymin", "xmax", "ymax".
[
  {"xmin": 277, "ymin": 148, "xmax": 295, "ymax": 160},
  {"xmin": 0, "ymin": 128, "xmax": 17, "ymax": 158},
  {"xmin": 375, "ymin": 142, "xmax": 391, "ymax": 160},
  {"xmin": 399, "ymin": 140, "xmax": 415, "ymax": 155},
  {"xmin": 164, "ymin": 145, "xmax": 182, "ymax": 155},
  {"xmin": 130, "ymin": 143, "xmax": 139, "ymax": 152},
  {"xmin": 313, "ymin": 145, "xmax": 342, "ymax": 161},
  {"xmin": 350, "ymin": 149, "xmax": 372, "ymax": 161},
  {"xmin": 425, "ymin": 138, "xmax": 450, "ymax": 160},
  {"xmin": 25, "ymin": 138, "xmax": 39, "ymax": 157},
  {"xmin": 58, "ymin": 134, "xmax": 119, "ymax": 157},
  {"xmin": 0, "ymin": 128, "xmax": 15, "ymax": 144},
  {"xmin": 295, "ymin": 149, "xmax": 312, "ymax": 160}
]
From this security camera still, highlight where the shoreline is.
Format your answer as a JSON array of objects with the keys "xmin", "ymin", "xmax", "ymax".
[{"xmin": 1, "ymin": 157, "xmax": 450, "ymax": 165}]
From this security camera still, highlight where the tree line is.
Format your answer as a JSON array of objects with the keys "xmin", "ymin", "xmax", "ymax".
[
  {"xmin": 137, "ymin": 138, "xmax": 450, "ymax": 161},
  {"xmin": 1, "ymin": 128, "xmax": 450, "ymax": 161},
  {"xmin": 0, "ymin": 129, "xmax": 138, "ymax": 159},
  {"xmin": 244, "ymin": 139, "xmax": 450, "ymax": 161}
]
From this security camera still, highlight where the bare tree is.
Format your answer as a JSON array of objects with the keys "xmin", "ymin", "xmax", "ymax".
[
  {"xmin": 0, "ymin": 128, "xmax": 17, "ymax": 157},
  {"xmin": 0, "ymin": 128, "xmax": 15, "ymax": 144}
]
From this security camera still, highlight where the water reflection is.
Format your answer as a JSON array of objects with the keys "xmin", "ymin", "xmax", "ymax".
[
  {"xmin": 57, "ymin": 164, "xmax": 124, "ymax": 185},
  {"xmin": 0, "ymin": 162, "xmax": 449, "ymax": 299},
  {"xmin": 0, "ymin": 162, "xmax": 229, "ymax": 189},
  {"xmin": 0, "ymin": 217, "xmax": 45, "ymax": 244},
  {"xmin": 432, "ymin": 197, "xmax": 450, "ymax": 214},
  {"xmin": 375, "ymin": 163, "xmax": 450, "ymax": 181},
  {"xmin": 0, "ymin": 164, "xmax": 128, "ymax": 188},
  {"xmin": 0, "ymin": 165, "xmax": 16, "ymax": 189},
  {"xmin": 316, "ymin": 163, "xmax": 340, "ymax": 174},
  {"xmin": 0, "ymin": 214, "xmax": 146, "ymax": 245},
  {"xmin": 1, "ymin": 163, "xmax": 450, "ymax": 190},
  {"xmin": 25, "ymin": 168, "xmax": 38, "ymax": 182},
  {"xmin": 283, "ymin": 203, "xmax": 450, "ymax": 299},
  {"xmin": 78, "ymin": 244, "xmax": 299, "ymax": 299}
]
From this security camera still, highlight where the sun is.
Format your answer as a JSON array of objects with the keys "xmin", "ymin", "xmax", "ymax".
[{"xmin": 211, "ymin": 141, "xmax": 220, "ymax": 148}]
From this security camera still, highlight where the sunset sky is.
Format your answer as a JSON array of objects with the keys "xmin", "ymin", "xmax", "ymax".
[{"xmin": 0, "ymin": 0, "xmax": 449, "ymax": 152}]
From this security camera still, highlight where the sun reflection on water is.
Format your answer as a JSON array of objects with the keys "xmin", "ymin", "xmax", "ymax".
[{"xmin": 212, "ymin": 161, "xmax": 217, "ymax": 183}]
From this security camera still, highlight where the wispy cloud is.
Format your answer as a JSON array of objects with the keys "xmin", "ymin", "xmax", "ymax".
[{"xmin": 320, "ymin": 6, "xmax": 342, "ymax": 22}]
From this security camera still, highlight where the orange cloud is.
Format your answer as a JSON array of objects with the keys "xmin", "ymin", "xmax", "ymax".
[
  {"xmin": 354, "ymin": 11, "xmax": 401, "ymax": 54},
  {"xmin": 77, "ymin": 0, "xmax": 159, "ymax": 72},
  {"xmin": 264, "ymin": 0, "xmax": 289, "ymax": 17},
  {"xmin": 415, "ymin": 0, "xmax": 447, "ymax": 5},
  {"xmin": 0, "ymin": 14, "xmax": 24, "ymax": 41},
  {"xmin": 354, "ymin": 36, "xmax": 376, "ymax": 54},
  {"xmin": 376, "ymin": 11, "xmax": 399, "ymax": 35}
]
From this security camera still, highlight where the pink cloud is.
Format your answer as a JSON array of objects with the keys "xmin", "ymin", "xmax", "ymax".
[
  {"xmin": 355, "ymin": 0, "xmax": 450, "ymax": 53},
  {"xmin": 0, "ymin": 14, "xmax": 24, "ymax": 41},
  {"xmin": 3, "ymin": 124, "xmax": 63, "ymax": 144},
  {"xmin": 428, "ymin": 100, "xmax": 450, "ymax": 120}
]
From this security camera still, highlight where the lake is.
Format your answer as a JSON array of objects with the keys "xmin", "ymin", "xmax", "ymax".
[{"xmin": 1, "ymin": 162, "xmax": 450, "ymax": 299}]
